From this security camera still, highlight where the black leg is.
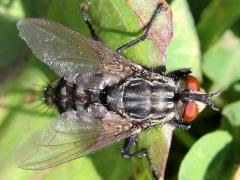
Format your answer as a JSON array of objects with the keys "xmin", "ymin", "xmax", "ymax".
[
  {"xmin": 116, "ymin": 3, "xmax": 164, "ymax": 54},
  {"xmin": 122, "ymin": 135, "xmax": 147, "ymax": 159},
  {"xmin": 122, "ymin": 136, "xmax": 159, "ymax": 180},
  {"xmin": 80, "ymin": 3, "xmax": 100, "ymax": 41},
  {"xmin": 167, "ymin": 68, "xmax": 192, "ymax": 79},
  {"xmin": 151, "ymin": 65, "xmax": 166, "ymax": 74},
  {"xmin": 169, "ymin": 118, "xmax": 191, "ymax": 130},
  {"xmin": 145, "ymin": 65, "xmax": 166, "ymax": 74}
]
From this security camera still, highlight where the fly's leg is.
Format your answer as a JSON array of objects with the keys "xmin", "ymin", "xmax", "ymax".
[
  {"xmin": 150, "ymin": 65, "xmax": 166, "ymax": 74},
  {"xmin": 169, "ymin": 118, "xmax": 191, "ymax": 130},
  {"xmin": 122, "ymin": 135, "xmax": 147, "ymax": 159},
  {"xmin": 116, "ymin": 3, "xmax": 164, "ymax": 54},
  {"xmin": 122, "ymin": 135, "xmax": 158, "ymax": 180},
  {"xmin": 80, "ymin": 3, "xmax": 100, "ymax": 41},
  {"xmin": 145, "ymin": 65, "xmax": 166, "ymax": 74},
  {"xmin": 167, "ymin": 68, "xmax": 192, "ymax": 79}
]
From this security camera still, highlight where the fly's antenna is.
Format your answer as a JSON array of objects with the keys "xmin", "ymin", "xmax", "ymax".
[{"xmin": 207, "ymin": 91, "xmax": 221, "ymax": 111}]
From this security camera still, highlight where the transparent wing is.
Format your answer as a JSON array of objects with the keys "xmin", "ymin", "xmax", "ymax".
[
  {"xmin": 16, "ymin": 18, "xmax": 138, "ymax": 88},
  {"xmin": 15, "ymin": 106, "xmax": 135, "ymax": 170}
]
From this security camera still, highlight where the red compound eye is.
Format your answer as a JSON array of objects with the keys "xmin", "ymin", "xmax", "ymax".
[
  {"xmin": 186, "ymin": 75, "xmax": 200, "ymax": 91},
  {"xmin": 183, "ymin": 102, "xmax": 199, "ymax": 122}
]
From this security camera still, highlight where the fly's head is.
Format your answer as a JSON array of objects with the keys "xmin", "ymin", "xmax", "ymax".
[{"xmin": 175, "ymin": 74, "xmax": 220, "ymax": 124}]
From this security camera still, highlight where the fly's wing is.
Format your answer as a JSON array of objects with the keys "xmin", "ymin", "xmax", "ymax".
[
  {"xmin": 15, "ymin": 105, "xmax": 136, "ymax": 170},
  {"xmin": 16, "ymin": 18, "xmax": 139, "ymax": 89}
]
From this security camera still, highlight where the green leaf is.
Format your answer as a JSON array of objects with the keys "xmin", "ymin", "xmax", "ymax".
[
  {"xmin": 197, "ymin": 0, "xmax": 240, "ymax": 52},
  {"xmin": 139, "ymin": 126, "xmax": 174, "ymax": 178},
  {"xmin": 179, "ymin": 131, "xmax": 233, "ymax": 180},
  {"xmin": 220, "ymin": 118, "xmax": 240, "ymax": 175},
  {"xmin": 91, "ymin": 146, "xmax": 152, "ymax": 180},
  {"xmin": 203, "ymin": 31, "xmax": 240, "ymax": 91},
  {"xmin": 0, "ymin": 0, "xmax": 26, "ymax": 70},
  {"xmin": 20, "ymin": 0, "xmax": 50, "ymax": 17},
  {"xmin": 86, "ymin": 0, "xmax": 173, "ymax": 67},
  {"xmin": 44, "ymin": 158, "xmax": 101, "ymax": 180},
  {"xmin": 47, "ymin": 0, "xmax": 89, "ymax": 35},
  {"xmin": 167, "ymin": 0, "xmax": 201, "ymax": 79},
  {"xmin": 223, "ymin": 101, "xmax": 240, "ymax": 127},
  {"xmin": 126, "ymin": 0, "xmax": 173, "ymax": 67}
]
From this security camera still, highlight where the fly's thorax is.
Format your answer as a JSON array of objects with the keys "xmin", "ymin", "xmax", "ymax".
[{"xmin": 106, "ymin": 76, "xmax": 177, "ymax": 121}]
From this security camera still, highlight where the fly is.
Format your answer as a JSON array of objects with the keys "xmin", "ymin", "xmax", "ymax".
[{"xmin": 15, "ymin": 3, "xmax": 220, "ymax": 170}]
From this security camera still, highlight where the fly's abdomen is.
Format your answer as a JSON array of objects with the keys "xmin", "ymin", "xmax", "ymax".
[{"xmin": 107, "ymin": 77, "xmax": 175, "ymax": 120}]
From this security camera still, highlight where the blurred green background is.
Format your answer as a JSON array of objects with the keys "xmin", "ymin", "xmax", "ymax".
[{"xmin": 0, "ymin": 0, "xmax": 240, "ymax": 179}]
